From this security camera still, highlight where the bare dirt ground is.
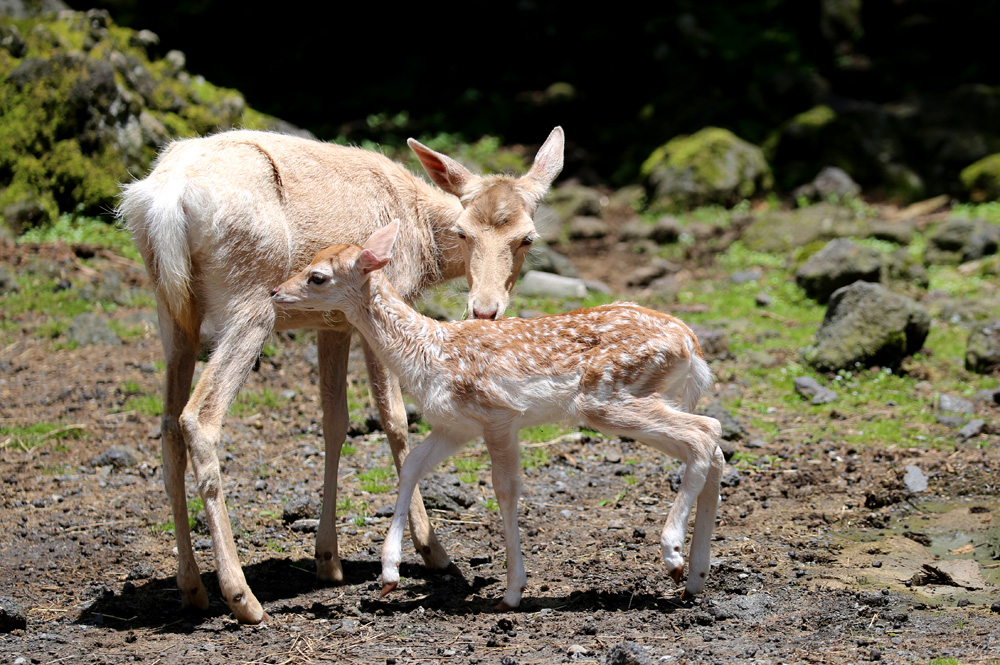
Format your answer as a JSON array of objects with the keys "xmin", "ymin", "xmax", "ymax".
[{"xmin": 1, "ymin": 238, "xmax": 999, "ymax": 665}]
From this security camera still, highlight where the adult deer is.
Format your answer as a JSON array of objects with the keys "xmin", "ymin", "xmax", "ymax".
[
  {"xmin": 119, "ymin": 127, "xmax": 564, "ymax": 623},
  {"xmin": 271, "ymin": 220, "xmax": 724, "ymax": 610}
]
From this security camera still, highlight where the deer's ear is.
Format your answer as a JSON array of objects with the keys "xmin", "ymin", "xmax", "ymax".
[
  {"xmin": 358, "ymin": 219, "xmax": 399, "ymax": 274},
  {"xmin": 409, "ymin": 138, "xmax": 477, "ymax": 198}
]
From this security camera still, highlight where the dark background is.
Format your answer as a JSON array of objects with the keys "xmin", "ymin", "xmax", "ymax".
[{"xmin": 67, "ymin": 0, "xmax": 1000, "ymax": 186}]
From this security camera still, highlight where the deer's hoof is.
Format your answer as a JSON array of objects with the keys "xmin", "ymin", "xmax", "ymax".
[
  {"xmin": 380, "ymin": 581, "xmax": 398, "ymax": 598},
  {"xmin": 440, "ymin": 561, "xmax": 465, "ymax": 580},
  {"xmin": 669, "ymin": 565, "xmax": 684, "ymax": 585}
]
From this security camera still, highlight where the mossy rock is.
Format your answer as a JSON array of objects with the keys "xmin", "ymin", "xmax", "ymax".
[
  {"xmin": 924, "ymin": 217, "xmax": 1000, "ymax": 265},
  {"xmin": 741, "ymin": 203, "xmax": 869, "ymax": 254},
  {"xmin": 0, "ymin": 10, "xmax": 284, "ymax": 234},
  {"xmin": 960, "ymin": 153, "xmax": 1000, "ymax": 202},
  {"xmin": 806, "ymin": 281, "xmax": 930, "ymax": 372},
  {"xmin": 795, "ymin": 238, "xmax": 885, "ymax": 303},
  {"xmin": 640, "ymin": 127, "xmax": 772, "ymax": 209},
  {"xmin": 965, "ymin": 319, "xmax": 1000, "ymax": 374}
]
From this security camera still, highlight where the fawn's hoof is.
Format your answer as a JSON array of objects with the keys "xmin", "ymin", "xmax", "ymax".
[
  {"xmin": 494, "ymin": 600, "xmax": 516, "ymax": 612},
  {"xmin": 669, "ymin": 565, "xmax": 684, "ymax": 585},
  {"xmin": 380, "ymin": 581, "xmax": 398, "ymax": 597}
]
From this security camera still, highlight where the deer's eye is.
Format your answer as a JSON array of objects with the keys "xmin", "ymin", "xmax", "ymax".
[
  {"xmin": 520, "ymin": 235, "xmax": 536, "ymax": 248},
  {"xmin": 309, "ymin": 272, "xmax": 327, "ymax": 285},
  {"xmin": 453, "ymin": 228, "xmax": 468, "ymax": 241}
]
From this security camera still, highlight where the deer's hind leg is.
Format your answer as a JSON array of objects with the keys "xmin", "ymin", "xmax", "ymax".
[
  {"xmin": 157, "ymin": 301, "xmax": 208, "ymax": 613},
  {"xmin": 179, "ymin": 300, "xmax": 276, "ymax": 624},
  {"xmin": 584, "ymin": 399, "xmax": 722, "ymax": 594}
]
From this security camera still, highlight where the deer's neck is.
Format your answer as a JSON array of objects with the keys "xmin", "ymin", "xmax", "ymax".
[{"xmin": 406, "ymin": 177, "xmax": 466, "ymax": 283}]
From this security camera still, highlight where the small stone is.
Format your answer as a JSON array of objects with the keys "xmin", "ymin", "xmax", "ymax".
[
  {"xmin": 872, "ymin": 561, "xmax": 883, "ymax": 568},
  {"xmin": 0, "ymin": 596, "xmax": 28, "ymax": 632},
  {"xmin": 607, "ymin": 640, "xmax": 654, "ymax": 665},
  {"xmin": 90, "ymin": 446, "xmax": 138, "ymax": 469},
  {"xmin": 567, "ymin": 644, "xmax": 588, "ymax": 655},
  {"xmin": 991, "ymin": 601, "xmax": 1000, "ymax": 613},
  {"xmin": 730, "ymin": 269, "xmax": 762, "ymax": 284},
  {"xmin": 902, "ymin": 465, "xmax": 928, "ymax": 493},
  {"xmin": 958, "ymin": 419, "xmax": 986, "ymax": 439},
  {"xmin": 282, "ymin": 495, "xmax": 320, "ymax": 523},
  {"xmin": 290, "ymin": 519, "xmax": 319, "ymax": 533},
  {"xmin": 937, "ymin": 393, "xmax": 975, "ymax": 415},
  {"xmin": 335, "ymin": 618, "xmax": 358, "ymax": 635},
  {"xmin": 793, "ymin": 376, "xmax": 838, "ymax": 405}
]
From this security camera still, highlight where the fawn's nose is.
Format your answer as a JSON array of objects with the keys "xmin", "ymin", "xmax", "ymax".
[
  {"xmin": 270, "ymin": 286, "xmax": 280, "ymax": 298},
  {"xmin": 473, "ymin": 307, "xmax": 499, "ymax": 320}
]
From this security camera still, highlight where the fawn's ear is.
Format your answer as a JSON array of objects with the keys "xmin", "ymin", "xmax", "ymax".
[{"xmin": 357, "ymin": 219, "xmax": 400, "ymax": 275}]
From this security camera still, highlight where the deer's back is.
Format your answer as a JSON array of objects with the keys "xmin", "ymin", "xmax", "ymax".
[
  {"xmin": 428, "ymin": 303, "xmax": 701, "ymax": 418},
  {"xmin": 142, "ymin": 130, "xmax": 453, "ymax": 306}
]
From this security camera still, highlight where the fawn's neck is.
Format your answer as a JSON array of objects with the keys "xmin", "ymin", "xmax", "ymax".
[{"xmin": 345, "ymin": 273, "xmax": 445, "ymax": 386}]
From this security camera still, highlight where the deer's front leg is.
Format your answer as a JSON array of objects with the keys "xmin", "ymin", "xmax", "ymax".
[
  {"xmin": 315, "ymin": 330, "xmax": 353, "ymax": 583},
  {"xmin": 362, "ymin": 341, "xmax": 455, "ymax": 572}
]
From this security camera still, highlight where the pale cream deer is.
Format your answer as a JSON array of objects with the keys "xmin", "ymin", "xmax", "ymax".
[
  {"xmin": 271, "ymin": 220, "xmax": 725, "ymax": 610},
  {"xmin": 118, "ymin": 127, "xmax": 564, "ymax": 623}
]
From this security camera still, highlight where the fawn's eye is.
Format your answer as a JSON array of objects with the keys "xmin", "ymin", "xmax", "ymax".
[
  {"xmin": 453, "ymin": 228, "xmax": 468, "ymax": 241},
  {"xmin": 520, "ymin": 235, "xmax": 536, "ymax": 248},
  {"xmin": 309, "ymin": 272, "xmax": 327, "ymax": 285}
]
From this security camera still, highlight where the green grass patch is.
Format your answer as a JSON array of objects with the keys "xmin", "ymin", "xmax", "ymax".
[
  {"xmin": 336, "ymin": 496, "xmax": 369, "ymax": 516},
  {"xmin": 1, "ymin": 422, "xmax": 87, "ymax": 451},
  {"xmin": 358, "ymin": 467, "xmax": 395, "ymax": 494},
  {"xmin": 950, "ymin": 201, "xmax": 1000, "ymax": 225},
  {"xmin": 455, "ymin": 457, "xmax": 486, "ymax": 484},
  {"xmin": 123, "ymin": 393, "xmax": 163, "ymax": 417},
  {"xmin": 1, "ymin": 273, "xmax": 93, "ymax": 327},
  {"xmin": 520, "ymin": 446, "xmax": 551, "ymax": 471},
  {"xmin": 19, "ymin": 214, "xmax": 142, "ymax": 262},
  {"xmin": 520, "ymin": 423, "xmax": 570, "ymax": 444},
  {"xmin": 229, "ymin": 388, "xmax": 289, "ymax": 417}
]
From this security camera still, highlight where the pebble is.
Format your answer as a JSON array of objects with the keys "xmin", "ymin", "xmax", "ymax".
[
  {"xmin": 567, "ymin": 644, "xmax": 588, "ymax": 655},
  {"xmin": 902, "ymin": 465, "xmax": 928, "ymax": 493},
  {"xmin": 958, "ymin": 419, "xmax": 986, "ymax": 439}
]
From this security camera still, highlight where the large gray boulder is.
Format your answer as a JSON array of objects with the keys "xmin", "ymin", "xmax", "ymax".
[
  {"xmin": 966, "ymin": 320, "xmax": 1000, "ymax": 374},
  {"xmin": 925, "ymin": 218, "xmax": 1000, "ymax": 265},
  {"xmin": 795, "ymin": 238, "xmax": 885, "ymax": 303},
  {"xmin": 807, "ymin": 281, "xmax": 930, "ymax": 372}
]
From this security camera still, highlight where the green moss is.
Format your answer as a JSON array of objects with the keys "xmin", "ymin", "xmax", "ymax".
[
  {"xmin": 0, "ymin": 11, "xmax": 282, "ymax": 233},
  {"xmin": 641, "ymin": 127, "xmax": 772, "ymax": 209},
  {"xmin": 960, "ymin": 153, "xmax": 1000, "ymax": 202},
  {"xmin": 793, "ymin": 105, "xmax": 837, "ymax": 129}
]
